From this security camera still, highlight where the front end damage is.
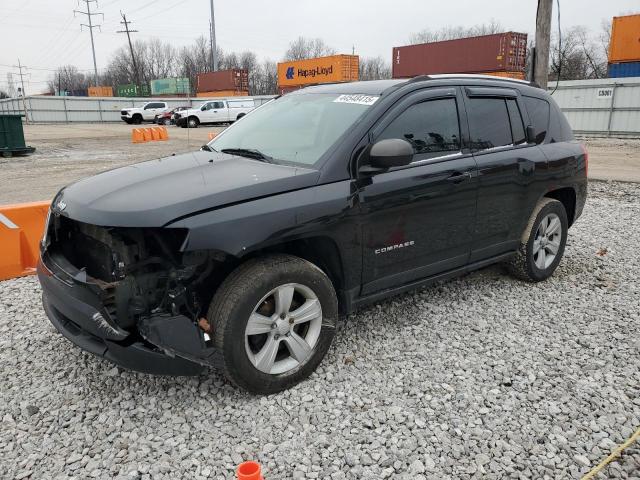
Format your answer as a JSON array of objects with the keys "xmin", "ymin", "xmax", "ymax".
[{"xmin": 38, "ymin": 213, "xmax": 229, "ymax": 374}]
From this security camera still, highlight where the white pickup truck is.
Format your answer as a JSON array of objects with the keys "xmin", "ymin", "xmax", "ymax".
[
  {"xmin": 175, "ymin": 99, "xmax": 255, "ymax": 128},
  {"xmin": 120, "ymin": 101, "xmax": 170, "ymax": 125}
]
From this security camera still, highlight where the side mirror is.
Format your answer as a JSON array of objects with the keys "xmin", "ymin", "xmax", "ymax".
[
  {"xmin": 201, "ymin": 144, "xmax": 212, "ymax": 151},
  {"xmin": 368, "ymin": 139, "xmax": 414, "ymax": 169},
  {"xmin": 526, "ymin": 125, "xmax": 537, "ymax": 143}
]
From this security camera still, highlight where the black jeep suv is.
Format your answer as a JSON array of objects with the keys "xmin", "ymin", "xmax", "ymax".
[{"xmin": 38, "ymin": 76, "xmax": 587, "ymax": 394}]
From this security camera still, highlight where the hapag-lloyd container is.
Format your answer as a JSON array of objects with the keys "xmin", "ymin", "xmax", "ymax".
[
  {"xmin": 197, "ymin": 69, "xmax": 249, "ymax": 93},
  {"xmin": 609, "ymin": 15, "xmax": 640, "ymax": 63},
  {"xmin": 392, "ymin": 32, "xmax": 527, "ymax": 78},
  {"xmin": 277, "ymin": 54, "xmax": 359, "ymax": 87}
]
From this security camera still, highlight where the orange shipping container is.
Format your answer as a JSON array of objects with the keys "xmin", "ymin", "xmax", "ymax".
[
  {"xmin": 196, "ymin": 90, "xmax": 250, "ymax": 98},
  {"xmin": 88, "ymin": 86, "xmax": 113, "ymax": 97},
  {"xmin": 278, "ymin": 54, "xmax": 359, "ymax": 87},
  {"xmin": 482, "ymin": 71, "xmax": 526, "ymax": 80},
  {"xmin": 609, "ymin": 14, "xmax": 640, "ymax": 63}
]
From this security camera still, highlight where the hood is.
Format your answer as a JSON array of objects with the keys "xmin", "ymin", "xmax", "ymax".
[{"xmin": 55, "ymin": 151, "xmax": 319, "ymax": 227}]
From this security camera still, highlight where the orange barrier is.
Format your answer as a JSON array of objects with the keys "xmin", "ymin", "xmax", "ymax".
[
  {"xmin": 132, "ymin": 127, "xmax": 169, "ymax": 144},
  {"xmin": 142, "ymin": 128, "xmax": 152, "ymax": 142},
  {"xmin": 208, "ymin": 132, "xmax": 218, "ymax": 141},
  {"xmin": 131, "ymin": 128, "xmax": 145, "ymax": 143},
  {"xmin": 236, "ymin": 461, "xmax": 263, "ymax": 480},
  {"xmin": 158, "ymin": 126, "xmax": 169, "ymax": 141},
  {"xmin": 0, "ymin": 201, "xmax": 50, "ymax": 281}
]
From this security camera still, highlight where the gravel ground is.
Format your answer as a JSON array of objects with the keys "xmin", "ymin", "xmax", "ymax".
[{"xmin": 1, "ymin": 181, "xmax": 639, "ymax": 480}]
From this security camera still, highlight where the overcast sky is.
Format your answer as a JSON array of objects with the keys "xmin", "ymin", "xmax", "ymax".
[{"xmin": 1, "ymin": 0, "xmax": 637, "ymax": 93}]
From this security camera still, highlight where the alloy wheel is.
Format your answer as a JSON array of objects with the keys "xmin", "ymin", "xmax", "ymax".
[
  {"xmin": 245, "ymin": 283, "xmax": 323, "ymax": 375},
  {"xmin": 533, "ymin": 213, "xmax": 562, "ymax": 269}
]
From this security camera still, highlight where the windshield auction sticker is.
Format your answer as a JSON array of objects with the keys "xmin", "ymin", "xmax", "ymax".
[{"xmin": 333, "ymin": 94, "xmax": 379, "ymax": 106}]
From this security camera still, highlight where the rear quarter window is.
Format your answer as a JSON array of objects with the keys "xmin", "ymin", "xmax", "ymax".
[{"xmin": 523, "ymin": 96, "xmax": 550, "ymax": 144}]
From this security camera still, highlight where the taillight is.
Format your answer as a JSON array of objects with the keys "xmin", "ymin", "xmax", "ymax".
[{"xmin": 580, "ymin": 144, "xmax": 589, "ymax": 176}]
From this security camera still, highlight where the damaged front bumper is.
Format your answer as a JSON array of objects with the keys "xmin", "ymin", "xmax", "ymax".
[{"xmin": 38, "ymin": 252, "xmax": 220, "ymax": 376}]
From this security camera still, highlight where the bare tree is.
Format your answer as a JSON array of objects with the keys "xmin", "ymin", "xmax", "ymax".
[
  {"xmin": 251, "ymin": 59, "xmax": 278, "ymax": 95},
  {"xmin": 179, "ymin": 36, "xmax": 222, "ymax": 91},
  {"xmin": 550, "ymin": 26, "xmax": 609, "ymax": 80},
  {"xmin": 409, "ymin": 20, "xmax": 504, "ymax": 44},
  {"xmin": 48, "ymin": 65, "xmax": 91, "ymax": 94},
  {"xmin": 359, "ymin": 56, "xmax": 391, "ymax": 81},
  {"xmin": 284, "ymin": 37, "xmax": 336, "ymax": 60},
  {"xmin": 136, "ymin": 38, "xmax": 177, "ymax": 84}
]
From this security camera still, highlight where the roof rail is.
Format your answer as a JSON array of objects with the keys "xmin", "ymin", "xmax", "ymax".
[
  {"xmin": 405, "ymin": 73, "xmax": 541, "ymax": 88},
  {"xmin": 406, "ymin": 75, "xmax": 432, "ymax": 84}
]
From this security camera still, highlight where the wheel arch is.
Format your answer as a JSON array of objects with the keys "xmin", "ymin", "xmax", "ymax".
[
  {"xmin": 193, "ymin": 236, "xmax": 346, "ymax": 314},
  {"xmin": 248, "ymin": 236, "xmax": 345, "ymax": 293},
  {"xmin": 544, "ymin": 186, "xmax": 577, "ymax": 226}
]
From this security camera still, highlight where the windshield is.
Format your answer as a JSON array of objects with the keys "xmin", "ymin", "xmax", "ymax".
[{"xmin": 209, "ymin": 93, "xmax": 378, "ymax": 166}]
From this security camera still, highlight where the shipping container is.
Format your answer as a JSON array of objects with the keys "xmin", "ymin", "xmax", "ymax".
[
  {"xmin": 196, "ymin": 69, "xmax": 248, "ymax": 93},
  {"xmin": 277, "ymin": 54, "xmax": 359, "ymax": 87},
  {"xmin": 482, "ymin": 71, "xmax": 526, "ymax": 80},
  {"xmin": 609, "ymin": 15, "xmax": 640, "ymax": 63},
  {"xmin": 608, "ymin": 61, "xmax": 640, "ymax": 78},
  {"xmin": 392, "ymin": 32, "xmax": 527, "ymax": 78},
  {"xmin": 150, "ymin": 77, "xmax": 191, "ymax": 95},
  {"xmin": 88, "ymin": 86, "xmax": 113, "ymax": 97},
  {"xmin": 196, "ymin": 90, "xmax": 250, "ymax": 98},
  {"xmin": 116, "ymin": 84, "xmax": 150, "ymax": 97}
]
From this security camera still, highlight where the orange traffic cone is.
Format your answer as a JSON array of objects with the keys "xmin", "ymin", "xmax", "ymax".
[
  {"xmin": 236, "ymin": 461, "xmax": 263, "ymax": 480},
  {"xmin": 150, "ymin": 128, "xmax": 161, "ymax": 141},
  {"xmin": 142, "ymin": 128, "xmax": 153, "ymax": 142},
  {"xmin": 159, "ymin": 126, "xmax": 169, "ymax": 140},
  {"xmin": 131, "ymin": 128, "xmax": 145, "ymax": 143},
  {"xmin": 208, "ymin": 132, "xmax": 217, "ymax": 140}
]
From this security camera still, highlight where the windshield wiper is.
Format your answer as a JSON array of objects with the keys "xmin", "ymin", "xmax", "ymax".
[{"xmin": 221, "ymin": 148, "xmax": 274, "ymax": 163}]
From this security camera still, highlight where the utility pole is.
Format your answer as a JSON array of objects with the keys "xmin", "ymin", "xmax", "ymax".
[
  {"xmin": 74, "ymin": 0, "xmax": 103, "ymax": 87},
  {"xmin": 117, "ymin": 12, "xmax": 140, "ymax": 88},
  {"xmin": 533, "ymin": 0, "xmax": 553, "ymax": 89},
  {"xmin": 209, "ymin": 0, "xmax": 218, "ymax": 71},
  {"xmin": 14, "ymin": 59, "xmax": 30, "ymax": 124}
]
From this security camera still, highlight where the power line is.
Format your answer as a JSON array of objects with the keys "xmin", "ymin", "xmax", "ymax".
[
  {"xmin": 74, "ymin": 0, "xmax": 104, "ymax": 86},
  {"xmin": 117, "ymin": 11, "xmax": 140, "ymax": 87}
]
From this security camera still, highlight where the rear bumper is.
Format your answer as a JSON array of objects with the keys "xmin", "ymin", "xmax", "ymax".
[{"xmin": 37, "ymin": 257, "xmax": 204, "ymax": 376}]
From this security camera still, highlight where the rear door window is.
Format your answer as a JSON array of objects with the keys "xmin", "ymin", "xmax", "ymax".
[
  {"xmin": 506, "ymin": 99, "xmax": 526, "ymax": 145},
  {"xmin": 377, "ymin": 98, "xmax": 461, "ymax": 160},
  {"xmin": 523, "ymin": 96, "xmax": 550, "ymax": 144},
  {"xmin": 466, "ymin": 98, "xmax": 513, "ymax": 151}
]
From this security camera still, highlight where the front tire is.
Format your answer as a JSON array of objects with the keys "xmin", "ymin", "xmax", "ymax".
[
  {"xmin": 208, "ymin": 254, "xmax": 338, "ymax": 394},
  {"xmin": 132, "ymin": 114, "xmax": 142, "ymax": 125},
  {"xmin": 187, "ymin": 116, "xmax": 199, "ymax": 128},
  {"xmin": 507, "ymin": 198, "xmax": 568, "ymax": 282}
]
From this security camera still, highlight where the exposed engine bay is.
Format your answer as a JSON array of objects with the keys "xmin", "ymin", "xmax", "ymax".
[{"xmin": 43, "ymin": 214, "xmax": 229, "ymax": 366}]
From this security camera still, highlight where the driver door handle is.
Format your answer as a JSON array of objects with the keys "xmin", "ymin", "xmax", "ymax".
[{"xmin": 446, "ymin": 171, "xmax": 473, "ymax": 183}]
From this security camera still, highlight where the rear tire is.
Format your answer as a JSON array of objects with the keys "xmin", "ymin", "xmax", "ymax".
[
  {"xmin": 163, "ymin": 118, "xmax": 171, "ymax": 126},
  {"xmin": 208, "ymin": 254, "xmax": 338, "ymax": 394},
  {"xmin": 507, "ymin": 198, "xmax": 568, "ymax": 282}
]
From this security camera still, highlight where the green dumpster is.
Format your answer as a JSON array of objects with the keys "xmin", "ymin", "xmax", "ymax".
[{"xmin": 0, "ymin": 114, "xmax": 35, "ymax": 157}]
